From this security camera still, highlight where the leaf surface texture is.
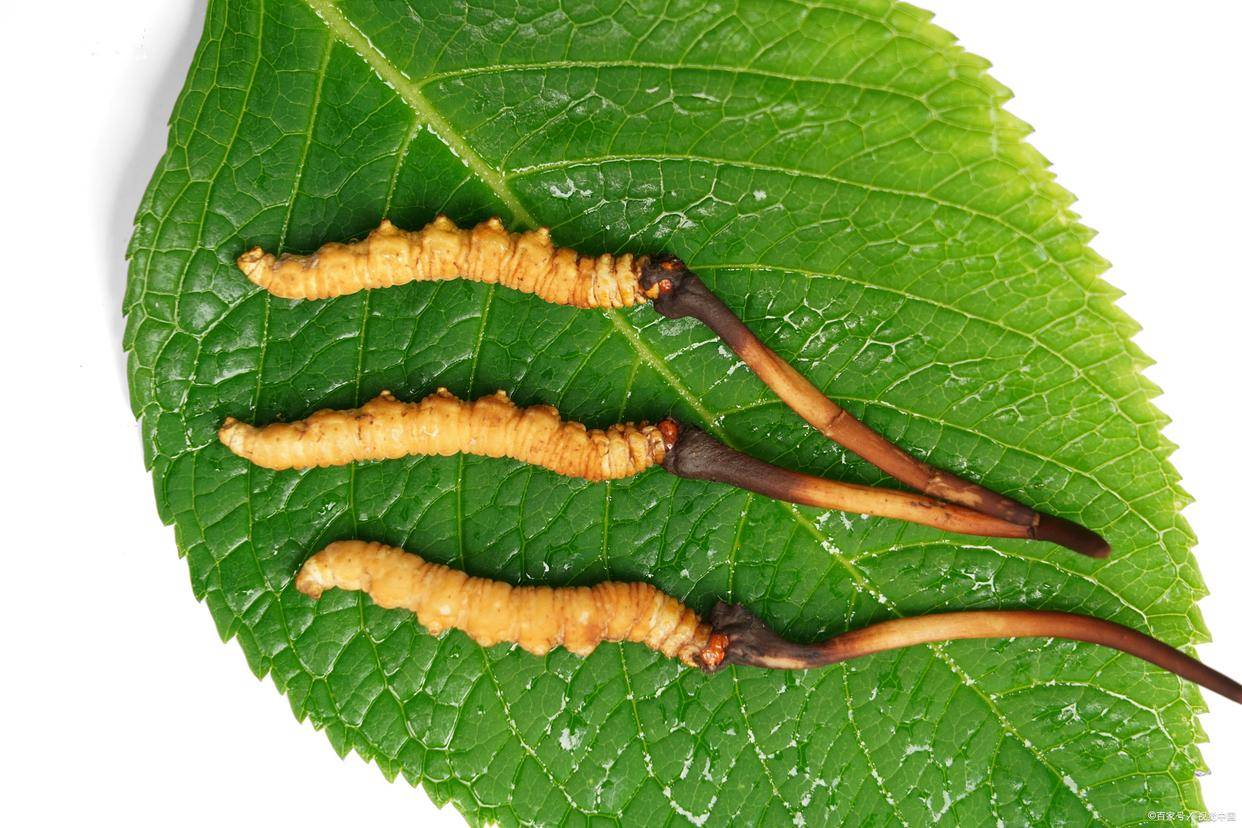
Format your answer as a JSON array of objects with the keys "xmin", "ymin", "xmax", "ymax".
[{"xmin": 125, "ymin": 1, "xmax": 1205, "ymax": 824}]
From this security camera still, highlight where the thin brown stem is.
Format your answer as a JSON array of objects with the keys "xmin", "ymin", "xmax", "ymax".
[
  {"xmin": 661, "ymin": 422, "xmax": 1102, "ymax": 557},
  {"xmin": 701, "ymin": 603, "xmax": 1242, "ymax": 703},
  {"xmin": 640, "ymin": 256, "xmax": 1108, "ymax": 558},
  {"xmin": 662, "ymin": 423, "xmax": 1030, "ymax": 543}
]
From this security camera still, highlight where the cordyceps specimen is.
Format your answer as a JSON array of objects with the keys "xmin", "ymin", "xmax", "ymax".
[
  {"xmin": 296, "ymin": 540, "xmax": 1242, "ymax": 703},
  {"xmin": 221, "ymin": 389, "xmax": 1076, "ymax": 549},
  {"xmin": 237, "ymin": 215, "xmax": 1108, "ymax": 557}
]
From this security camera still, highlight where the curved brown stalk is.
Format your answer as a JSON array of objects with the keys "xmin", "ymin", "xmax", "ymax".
[
  {"xmin": 640, "ymin": 256, "xmax": 1108, "ymax": 558},
  {"xmin": 661, "ymin": 422, "xmax": 1036, "ymax": 545},
  {"xmin": 699, "ymin": 603, "xmax": 1242, "ymax": 703}
]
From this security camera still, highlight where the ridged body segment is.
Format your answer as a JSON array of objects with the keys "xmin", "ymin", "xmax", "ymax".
[
  {"xmin": 219, "ymin": 388, "xmax": 665, "ymax": 480},
  {"xmin": 296, "ymin": 540, "xmax": 711, "ymax": 666},
  {"xmin": 237, "ymin": 216, "xmax": 646, "ymax": 308}
]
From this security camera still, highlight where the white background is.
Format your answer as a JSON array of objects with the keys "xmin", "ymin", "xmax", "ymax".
[{"xmin": 1, "ymin": 1, "xmax": 1238, "ymax": 824}]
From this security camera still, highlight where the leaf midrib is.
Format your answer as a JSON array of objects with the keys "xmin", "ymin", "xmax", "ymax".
[
  {"xmin": 301, "ymin": 0, "xmax": 536, "ymax": 229},
  {"xmin": 295, "ymin": 0, "xmax": 1139, "ymax": 818}
]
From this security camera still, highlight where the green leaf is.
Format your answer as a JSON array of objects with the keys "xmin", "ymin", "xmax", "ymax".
[{"xmin": 124, "ymin": 0, "xmax": 1208, "ymax": 824}]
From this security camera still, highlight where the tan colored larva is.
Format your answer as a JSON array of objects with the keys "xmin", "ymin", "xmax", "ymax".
[
  {"xmin": 297, "ymin": 540, "xmax": 711, "ymax": 665},
  {"xmin": 294, "ymin": 541, "xmax": 1242, "ymax": 701},
  {"xmin": 218, "ymin": 388, "xmax": 666, "ymax": 480},
  {"xmin": 237, "ymin": 215, "xmax": 649, "ymax": 308}
]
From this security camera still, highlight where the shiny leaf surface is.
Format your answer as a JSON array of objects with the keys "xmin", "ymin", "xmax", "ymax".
[{"xmin": 125, "ymin": 1, "xmax": 1205, "ymax": 823}]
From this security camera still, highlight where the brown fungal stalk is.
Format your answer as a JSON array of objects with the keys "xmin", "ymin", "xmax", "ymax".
[
  {"xmin": 639, "ymin": 255, "xmax": 1109, "ymax": 558},
  {"xmin": 296, "ymin": 540, "xmax": 1242, "ymax": 703},
  {"xmin": 702, "ymin": 603, "xmax": 1242, "ymax": 703},
  {"xmin": 659, "ymin": 422, "xmax": 1096, "ymax": 553},
  {"xmin": 221, "ymin": 392, "xmax": 1088, "ymax": 552}
]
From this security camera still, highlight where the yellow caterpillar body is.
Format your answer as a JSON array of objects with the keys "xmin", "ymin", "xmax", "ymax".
[
  {"xmin": 219, "ymin": 388, "xmax": 666, "ymax": 480},
  {"xmin": 297, "ymin": 540, "xmax": 710, "ymax": 665},
  {"xmin": 238, "ymin": 216, "xmax": 648, "ymax": 308}
]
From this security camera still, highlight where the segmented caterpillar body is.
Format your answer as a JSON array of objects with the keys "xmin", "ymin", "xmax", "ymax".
[
  {"xmin": 238, "ymin": 216, "xmax": 649, "ymax": 308},
  {"xmin": 218, "ymin": 388, "xmax": 666, "ymax": 480},
  {"xmin": 297, "ymin": 540, "xmax": 711, "ymax": 665}
]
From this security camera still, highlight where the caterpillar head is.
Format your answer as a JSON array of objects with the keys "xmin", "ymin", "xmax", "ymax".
[
  {"xmin": 638, "ymin": 254, "xmax": 711, "ymax": 319},
  {"xmin": 700, "ymin": 602, "xmax": 830, "ymax": 672},
  {"xmin": 294, "ymin": 555, "xmax": 333, "ymax": 599}
]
